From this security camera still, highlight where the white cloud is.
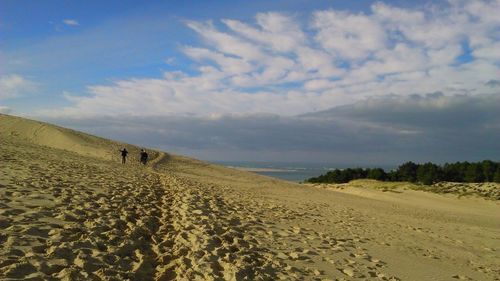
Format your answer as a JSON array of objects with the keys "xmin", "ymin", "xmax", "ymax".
[
  {"xmin": 348, "ymin": 43, "xmax": 428, "ymax": 81},
  {"xmin": 164, "ymin": 57, "xmax": 176, "ymax": 64},
  {"xmin": 372, "ymin": 2, "xmax": 468, "ymax": 49},
  {"xmin": 295, "ymin": 47, "xmax": 342, "ymax": 78},
  {"xmin": 0, "ymin": 74, "xmax": 35, "ymax": 100},
  {"xmin": 463, "ymin": 0, "xmax": 500, "ymax": 25},
  {"xmin": 62, "ymin": 19, "xmax": 80, "ymax": 26},
  {"xmin": 473, "ymin": 41, "xmax": 500, "ymax": 60},
  {"xmin": 186, "ymin": 21, "xmax": 264, "ymax": 61},
  {"xmin": 183, "ymin": 47, "xmax": 254, "ymax": 75},
  {"xmin": 38, "ymin": 1, "xmax": 500, "ymax": 119},
  {"xmin": 312, "ymin": 10, "xmax": 387, "ymax": 60},
  {"xmin": 371, "ymin": 2, "xmax": 425, "ymax": 25},
  {"xmin": 223, "ymin": 12, "xmax": 306, "ymax": 53},
  {"xmin": 303, "ymin": 79, "xmax": 333, "ymax": 91},
  {"xmin": 427, "ymin": 44, "xmax": 463, "ymax": 66}
]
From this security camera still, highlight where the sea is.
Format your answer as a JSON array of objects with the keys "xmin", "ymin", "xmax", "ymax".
[
  {"xmin": 215, "ymin": 161, "xmax": 343, "ymax": 182},
  {"xmin": 215, "ymin": 161, "xmax": 397, "ymax": 182}
]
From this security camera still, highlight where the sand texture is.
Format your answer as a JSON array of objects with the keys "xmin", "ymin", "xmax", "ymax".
[{"xmin": 1, "ymin": 114, "xmax": 499, "ymax": 280}]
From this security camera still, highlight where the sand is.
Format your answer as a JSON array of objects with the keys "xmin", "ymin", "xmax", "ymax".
[{"xmin": 1, "ymin": 113, "xmax": 499, "ymax": 280}]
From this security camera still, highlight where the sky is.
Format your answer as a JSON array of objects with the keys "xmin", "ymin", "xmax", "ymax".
[{"xmin": 1, "ymin": 0, "xmax": 500, "ymax": 165}]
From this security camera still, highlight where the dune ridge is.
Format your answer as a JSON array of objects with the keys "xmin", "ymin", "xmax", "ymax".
[
  {"xmin": 1, "ymin": 114, "xmax": 499, "ymax": 280},
  {"xmin": 0, "ymin": 114, "xmax": 160, "ymax": 163}
]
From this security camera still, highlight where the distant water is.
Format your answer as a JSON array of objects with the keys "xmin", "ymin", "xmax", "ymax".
[
  {"xmin": 215, "ymin": 161, "xmax": 397, "ymax": 182},
  {"xmin": 215, "ymin": 161, "xmax": 341, "ymax": 182}
]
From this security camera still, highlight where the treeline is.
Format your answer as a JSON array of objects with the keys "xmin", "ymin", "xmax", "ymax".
[{"xmin": 306, "ymin": 160, "xmax": 500, "ymax": 185}]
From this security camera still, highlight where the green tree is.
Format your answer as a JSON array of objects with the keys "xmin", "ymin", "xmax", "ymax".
[
  {"xmin": 387, "ymin": 170, "xmax": 398, "ymax": 181},
  {"xmin": 416, "ymin": 162, "xmax": 441, "ymax": 185},
  {"xmin": 443, "ymin": 162, "xmax": 461, "ymax": 182},
  {"xmin": 367, "ymin": 168, "xmax": 387, "ymax": 181},
  {"xmin": 464, "ymin": 163, "xmax": 484, "ymax": 183},
  {"xmin": 396, "ymin": 161, "xmax": 418, "ymax": 182},
  {"xmin": 326, "ymin": 169, "xmax": 349, "ymax": 183},
  {"xmin": 494, "ymin": 166, "xmax": 500, "ymax": 183},
  {"xmin": 481, "ymin": 160, "xmax": 497, "ymax": 182},
  {"xmin": 307, "ymin": 160, "xmax": 499, "ymax": 184}
]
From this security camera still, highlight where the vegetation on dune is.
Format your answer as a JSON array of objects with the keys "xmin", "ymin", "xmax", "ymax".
[{"xmin": 306, "ymin": 160, "xmax": 500, "ymax": 185}]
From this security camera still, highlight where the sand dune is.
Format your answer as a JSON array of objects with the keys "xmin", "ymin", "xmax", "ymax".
[
  {"xmin": 0, "ymin": 114, "xmax": 159, "ymax": 163},
  {"xmin": 1, "ymin": 114, "xmax": 499, "ymax": 280}
]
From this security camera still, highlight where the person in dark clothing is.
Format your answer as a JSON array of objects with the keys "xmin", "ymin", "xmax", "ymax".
[
  {"xmin": 120, "ymin": 148, "xmax": 128, "ymax": 164},
  {"xmin": 140, "ymin": 149, "xmax": 148, "ymax": 165}
]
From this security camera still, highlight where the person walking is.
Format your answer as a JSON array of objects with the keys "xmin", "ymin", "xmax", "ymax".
[
  {"xmin": 120, "ymin": 148, "xmax": 128, "ymax": 164},
  {"xmin": 140, "ymin": 149, "xmax": 148, "ymax": 165}
]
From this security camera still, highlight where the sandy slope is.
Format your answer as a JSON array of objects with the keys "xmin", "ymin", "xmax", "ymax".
[
  {"xmin": 0, "ymin": 114, "xmax": 159, "ymax": 162},
  {"xmin": 1, "ymin": 114, "xmax": 499, "ymax": 280}
]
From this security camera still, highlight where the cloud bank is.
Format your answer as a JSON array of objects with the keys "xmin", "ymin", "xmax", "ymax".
[{"xmin": 46, "ymin": 93, "xmax": 500, "ymax": 164}]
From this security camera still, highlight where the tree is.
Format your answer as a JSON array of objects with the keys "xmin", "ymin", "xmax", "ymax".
[
  {"xmin": 367, "ymin": 168, "xmax": 387, "ymax": 181},
  {"xmin": 306, "ymin": 160, "xmax": 498, "ymax": 184},
  {"xmin": 481, "ymin": 160, "xmax": 497, "ymax": 182},
  {"xmin": 417, "ymin": 163, "xmax": 441, "ymax": 185},
  {"xmin": 396, "ymin": 161, "xmax": 418, "ymax": 182},
  {"xmin": 387, "ymin": 170, "xmax": 399, "ymax": 181},
  {"xmin": 464, "ymin": 163, "xmax": 484, "ymax": 183},
  {"xmin": 443, "ymin": 163, "xmax": 461, "ymax": 182},
  {"xmin": 494, "ymin": 166, "xmax": 500, "ymax": 183},
  {"xmin": 323, "ymin": 169, "xmax": 349, "ymax": 183}
]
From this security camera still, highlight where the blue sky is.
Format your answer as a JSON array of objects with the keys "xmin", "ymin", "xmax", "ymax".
[
  {"xmin": 1, "ymin": 0, "xmax": 500, "ymax": 164},
  {"xmin": 0, "ymin": 0, "xmax": 423, "ymax": 111}
]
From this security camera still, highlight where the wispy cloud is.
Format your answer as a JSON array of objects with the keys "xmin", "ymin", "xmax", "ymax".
[
  {"xmin": 39, "ymin": 0, "xmax": 500, "ymax": 118},
  {"xmin": 0, "ymin": 74, "xmax": 35, "ymax": 100},
  {"xmin": 62, "ymin": 19, "xmax": 80, "ymax": 26},
  {"xmin": 164, "ymin": 57, "xmax": 176, "ymax": 65}
]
